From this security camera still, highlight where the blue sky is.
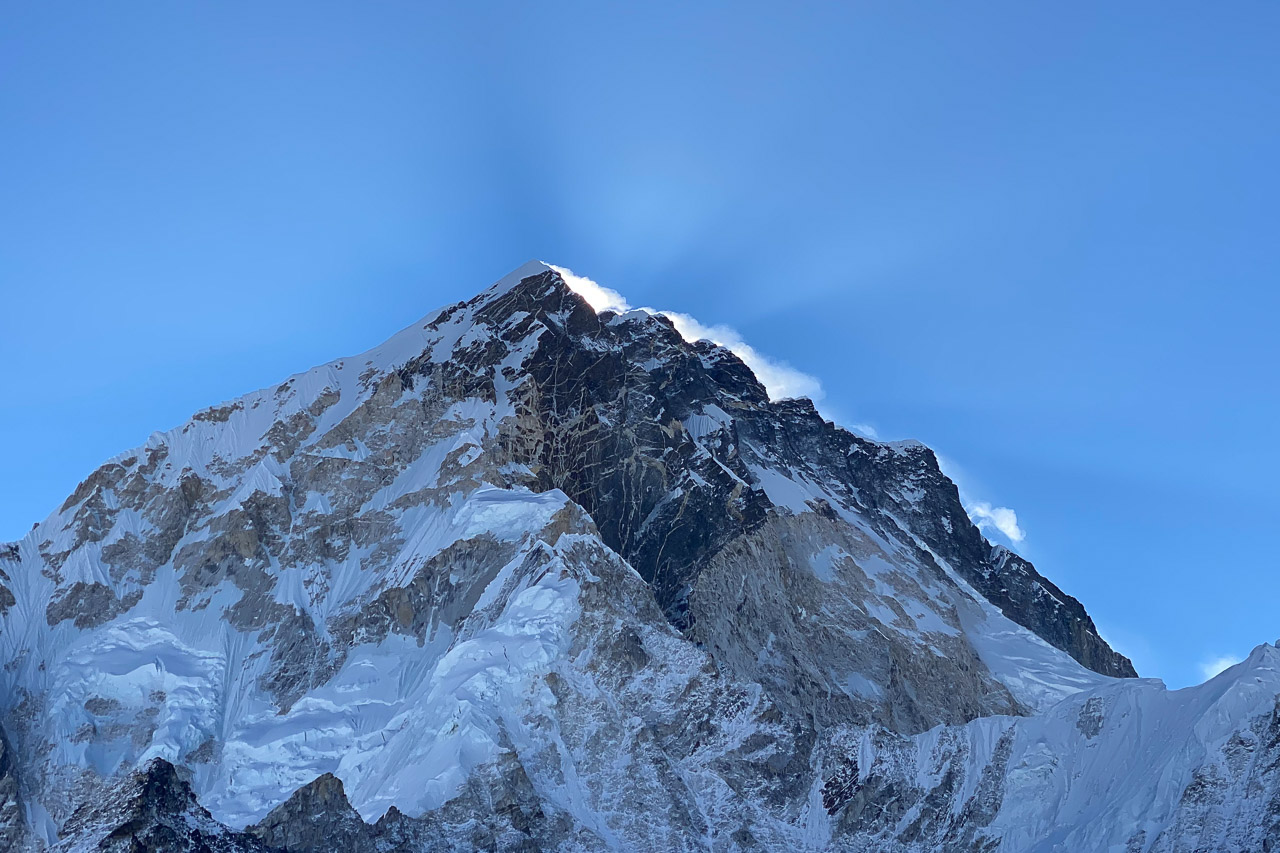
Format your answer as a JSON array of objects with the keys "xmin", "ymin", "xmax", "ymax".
[{"xmin": 2, "ymin": 4, "xmax": 1276, "ymax": 688}]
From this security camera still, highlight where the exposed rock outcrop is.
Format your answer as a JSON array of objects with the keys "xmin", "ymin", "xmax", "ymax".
[
  {"xmin": 249, "ymin": 773, "xmax": 373, "ymax": 852},
  {"xmin": 54, "ymin": 760, "xmax": 270, "ymax": 852}
]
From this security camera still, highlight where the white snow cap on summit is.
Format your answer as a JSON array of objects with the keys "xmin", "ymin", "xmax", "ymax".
[{"xmin": 547, "ymin": 263, "xmax": 823, "ymax": 402}]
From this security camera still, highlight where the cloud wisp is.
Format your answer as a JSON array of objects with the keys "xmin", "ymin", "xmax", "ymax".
[
  {"xmin": 933, "ymin": 454, "xmax": 1028, "ymax": 546},
  {"xmin": 847, "ymin": 422, "xmax": 879, "ymax": 439},
  {"xmin": 554, "ymin": 264, "xmax": 1035, "ymax": 547},
  {"xmin": 658, "ymin": 312, "xmax": 824, "ymax": 402},
  {"xmin": 550, "ymin": 264, "xmax": 824, "ymax": 403},
  {"xmin": 549, "ymin": 264, "xmax": 631, "ymax": 315},
  {"xmin": 967, "ymin": 501, "xmax": 1027, "ymax": 544},
  {"xmin": 1199, "ymin": 654, "xmax": 1242, "ymax": 681}
]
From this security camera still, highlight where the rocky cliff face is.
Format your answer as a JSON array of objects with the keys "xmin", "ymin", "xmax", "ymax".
[
  {"xmin": 467, "ymin": 271, "xmax": 1132, "ymax": 680},
  {"xmin": 53, "ymin": 759, "xmax": 270, "ymax": 853},
  {"xmin": 0, "ymin": 262, "xmax": 1272, "ymax": 851}
]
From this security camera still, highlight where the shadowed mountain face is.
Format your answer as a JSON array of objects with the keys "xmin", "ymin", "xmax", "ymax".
[
  {"xmin": 4, "ymin": 263, "xmax": 1275, "ymax": 852},
  {"xmin": 420, "ymin": 270, "xmax": 1133, "ymax": 677}
]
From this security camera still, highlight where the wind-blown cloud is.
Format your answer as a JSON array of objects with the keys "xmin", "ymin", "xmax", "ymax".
[
  {"xmin": 657, "ymin": 311, "xmax": 824, "ymax": 402},
  {"xmin": 550, "ymin": 264, "xmax": 824, "ymax": 403},
  {"xmin": 934, "ymin": 454, "xmax": 1027, "ymax": 546},
  {"xmin": 1200, "ymin": 654, "xmax": 1242, "ymax": 681},
  {"xmin": 555, "ymin": 264, "xmax": 1032, "ymax": 547},
  {"xmin": 967, "ymin": 501, "xmax": 1026, "ymax": 543},
  {"xmin": 548, "ymin": 264, "xmax": 631, "ymax": 315}
]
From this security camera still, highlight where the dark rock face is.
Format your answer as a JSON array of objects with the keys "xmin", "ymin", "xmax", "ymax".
[
  {"xmin": 45, "ymin": 581, "xmax": 143, "ymax": 630},
  {"xmin": 56, "ymin": 760, "xmax": 271, "ymax": 852},
  {"xmin": 442, "ymin": 271, "xmax": 1132, "ymax": 678},
  {"xmin": 731, "ymin": 395, "xmax": 1136, "ymax": 680},
  {"xmin": 248, "ymin": 773, "xmax": 374, "ymax": 852},
  {"xmin": 977, "ymin": 546, "xmax": 1135, "ymax": 678},
  {"xmin": 821, "ymin": 726, "xmax": 1015, "ymax": 852},
  {"xmin": 831, "ymin": 430, "xmax": 1136, "ymax": 680}
]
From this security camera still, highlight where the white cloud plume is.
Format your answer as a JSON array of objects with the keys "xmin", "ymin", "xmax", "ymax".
[
  {"xmin": 1199, "ymin": 654, "xmax": 1242, "ymax": 681},
  {"xmin": 967, "ymin": 501, "xmax": 1026, "ymax": 543},
  {"xmin": 935, "ymin": 454, "xmax": 1028, "ymax": 546},
  {"xmin": 553, "ymin": 263, "xmax": 1034, "ymax": 546},
  {"xmin": 848, "ymin": 422, "xmax": 879, "ymax": 439},
  {"xmin": 548, "ymin": 264, "xmax": 632, "ymax": 314},
  {"xmin": 657, "ymin": 311, "xmax": 824, "ymax": 402},
  {"xmin": 550, "ymin": 264, "xmax": 823, "ymax": 403}
]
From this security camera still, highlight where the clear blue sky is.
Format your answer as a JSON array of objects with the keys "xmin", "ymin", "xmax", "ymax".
[{"xmin": 3, "ymin": 4, "xmax": 1276, "ymax": 688}]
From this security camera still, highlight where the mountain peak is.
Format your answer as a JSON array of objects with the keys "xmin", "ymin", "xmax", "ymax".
[
  {"xmin": 486, "ymin": 259, "xmax": 556, "ymax": 297},
  {"xmin": 7, "ymin": 261, "xmax": 1233, "ymax": 853}
]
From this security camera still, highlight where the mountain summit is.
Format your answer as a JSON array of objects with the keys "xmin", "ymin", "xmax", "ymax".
[{"xmin": 1, "ymin": 263, "xmax": 1275, "ymax": 851}]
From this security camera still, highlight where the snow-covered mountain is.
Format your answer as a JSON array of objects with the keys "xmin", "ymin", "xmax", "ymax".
[{"xmin": 1, "ymin": 262, "xmax": 1275, "ymax": 851}]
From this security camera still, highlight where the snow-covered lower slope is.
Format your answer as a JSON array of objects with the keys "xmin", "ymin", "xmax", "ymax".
[
  {"xmin": 0, "ymin": 262, "xmax": 1272, "ymax": 851},
  {"xmin": 820, "ymin": 643, "xmax": 1280, "ymax": 851}
]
